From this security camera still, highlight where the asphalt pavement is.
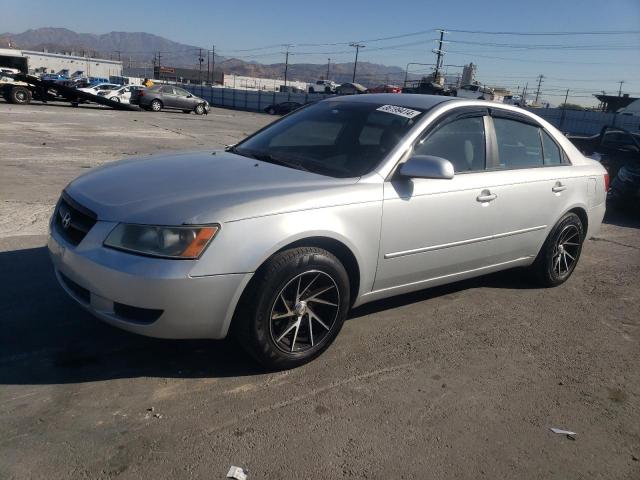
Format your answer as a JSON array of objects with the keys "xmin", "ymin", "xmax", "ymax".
[{"xmin": 0, "ymin": 101, "xmax": 638, "ymax": 479}]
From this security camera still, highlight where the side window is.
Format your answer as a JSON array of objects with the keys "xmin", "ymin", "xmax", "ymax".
[
  {"xmin": 541, "ymin": 130, "xmax": 562, "ymax": 165},
  {"xmin": 174, "ymin": 87, "xmax": 190, "ymax": 96},
  {"xmin": 493, "ymin": 118, "xmax": 543, "ymax": 169},
  {"xmin": 414, "ymin": 116, "xmax": 486, "ymax": 172},
  {"xmin": 160, "ymin": 86, "xmax": 174, "ymax": 94}
]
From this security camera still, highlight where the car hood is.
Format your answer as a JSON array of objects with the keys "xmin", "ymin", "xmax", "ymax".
[{"xmin": 65, "ymin": 150, "xmax": 378, "ymax": 225}]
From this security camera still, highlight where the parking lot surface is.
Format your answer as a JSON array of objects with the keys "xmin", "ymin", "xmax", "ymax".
[{"xmin": 0, "ymin": 102, "xmax": 639, "ymax": 479}]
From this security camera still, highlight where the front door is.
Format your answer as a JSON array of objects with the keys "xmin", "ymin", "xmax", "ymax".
[{"xmin": 374, "ymin": 113, "xmax": 503, "ymax": 292}]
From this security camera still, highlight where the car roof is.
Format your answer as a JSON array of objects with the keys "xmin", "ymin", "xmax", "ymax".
[{"xmin": 327, "ymin": 93, "xmax": 457, "ymax": 109}]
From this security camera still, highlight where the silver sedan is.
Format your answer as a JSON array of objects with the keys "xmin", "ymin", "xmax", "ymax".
[{"xmin": 48, "ymin": 94, "xmax": 607, "ymax": 368}]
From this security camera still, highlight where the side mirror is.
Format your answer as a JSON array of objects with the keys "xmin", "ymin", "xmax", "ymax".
[
  {"xmin": 398, "ymin": 155, "xmax": 454, "ymax": 180},
  {"xmin": 187, "ymin": 94, "xmax": 193, "ymax": 98}
]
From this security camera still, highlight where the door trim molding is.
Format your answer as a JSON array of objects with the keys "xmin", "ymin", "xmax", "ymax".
[{"xmin": 384, "ymin": 225, "xmax": 547, "ymax": 259}]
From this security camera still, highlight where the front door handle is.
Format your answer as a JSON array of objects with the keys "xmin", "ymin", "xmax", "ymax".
[
  {"xmin": 552, "ymin": 182, "xmax": 567, "ymax": 193},
  {"xmin": 476, "ymin": 189, "xmax": 497, "ymax": 202}
]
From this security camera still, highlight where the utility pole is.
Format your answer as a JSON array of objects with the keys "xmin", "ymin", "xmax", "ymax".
[
  {"xmin": 350, "ymin": 43, "xmax": 365, "ymax": 83},
  {"xmin": 618, "ymin": 80, "xmax": 624, "ymax": 96},
  {"xmin": 326, "ymin": 58, "xmax": 331, "ymax": 80},
  {"xmin": 198, "ymin": 48, "xmax": 204, "ymax": 94},
  {"xmin": 534, "ymin": 74, "xmax": 544, "ymax": 105},
  {"xmin": 283, "ymin": 44, "xmax": 293, "ymax": 88},
  {"xmin": 559, "ymin": 88, "xmax": 569, "ymax": 131},
  {"xmin": 522, "ymin": 82, "xmax": 528, "ymax": 106},
  {"xmin": 157, "ymin": 51, "xmax": 162, "ymax": 81},
  {"xmin": 432, "ymin": 29, "xmax": 447, "ymax": 83},
  {"xmin": 211, "ymin": 45, "xmax": 216, "ymax": 85},
  {"xmin": 114, "ymin": 50, "xmax": 121, "ymax": 61},
  {"xmin": 206, "ymin": 49, "xmax": 210, "ymax": 85}
]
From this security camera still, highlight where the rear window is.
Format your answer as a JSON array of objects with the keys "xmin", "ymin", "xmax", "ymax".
[{"xmin": 494, "ymin": 118, "xmax": 543, "ymax": 168}]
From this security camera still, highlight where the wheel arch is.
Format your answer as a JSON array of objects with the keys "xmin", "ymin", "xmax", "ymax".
[
  {"xmin": 225, "ymin": 235, "xmax": 362, "ymax": 339},
  {"xmin": 272, "ymin": 236, "xmax": 361, "ymax": 304},
  {"xmin": 567, "ymin": 206, "xmax": 588, "ymax": 233}
]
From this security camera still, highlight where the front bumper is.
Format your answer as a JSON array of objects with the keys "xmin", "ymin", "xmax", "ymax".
[{"xmin": 48, "ymin": 221, "xmax": 252, "ymax": 339}]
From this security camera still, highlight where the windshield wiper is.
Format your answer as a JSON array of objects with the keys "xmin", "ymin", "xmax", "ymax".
[{"xmin": 232, "ymin": 149, "xmax": 310, "ymax": 172}]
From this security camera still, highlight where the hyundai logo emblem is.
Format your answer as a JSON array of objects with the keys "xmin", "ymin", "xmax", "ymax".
[{"xmin": 61, "ymin": 212, "xmax": 72, "ymax": 229}]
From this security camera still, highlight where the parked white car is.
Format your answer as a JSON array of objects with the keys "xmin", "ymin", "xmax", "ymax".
[
  {"xmin": 454, "ymin": 84, "xmax": 495, "ymax": 100},
  {"xmin": 97, "ymin": 85, "xmax": 141, "ymax": 104},
  {"xmin": 503, "ymin": 94, "xmax": 524, "ymax": 107},
  {"xmin": 77, "ymin": 83, "xmax": 121, "ymax": 95},
  {"xmin": 309, "ymin": 80, "xmax": 339, "ymax": 94}
]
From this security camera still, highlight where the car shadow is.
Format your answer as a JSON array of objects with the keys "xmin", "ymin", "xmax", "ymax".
[
  {"xmin": 0, "ymin": 246, "xmax": 265, "ymax": 386},
  {"xmin": 349, "ymin": 267, "xmax": 535, "ymax": 319},
  {"xmin": 0, "ymin": 245, "xmax": 542, "ymax": 386}
]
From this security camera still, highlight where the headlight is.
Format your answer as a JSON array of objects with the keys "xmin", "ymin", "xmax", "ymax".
[{"xmin": 104, "ymin": 224, "xmax": 219, "ymax": 259}]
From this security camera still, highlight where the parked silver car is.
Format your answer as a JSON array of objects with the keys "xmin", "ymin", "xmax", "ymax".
[{"xmin": 48, "ymin": 94, "xmax": 607, "ymax": 369}]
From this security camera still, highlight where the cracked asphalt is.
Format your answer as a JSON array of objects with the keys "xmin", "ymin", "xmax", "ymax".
[{"xmin": 0, "ymin": 102, "xmax": 639, "ymax": 479}]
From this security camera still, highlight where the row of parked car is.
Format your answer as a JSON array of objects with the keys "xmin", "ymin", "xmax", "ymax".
[{"xmin": 66, "ymin": 80, "xmax": 210, "ymax": 114}]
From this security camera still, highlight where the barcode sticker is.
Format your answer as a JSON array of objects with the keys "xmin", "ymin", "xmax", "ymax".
[{"xmin": 376, "ymin": 104, "xmax": 422, "ymax": 119}]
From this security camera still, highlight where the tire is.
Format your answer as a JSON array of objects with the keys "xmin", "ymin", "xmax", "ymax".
[
  {"xmin": 150, "ymin": 99, "xmax": 162, "ymax": 112},
  {"xmin": 234, "ymin": 247, "xmax": 351, "ymax": 370},
  {"xmin": 194, "ymin": 104, "xmax": 205, "ymax": 115},
  {"xmin": 9, "ymin": 86, "xmax": 32, "ymax": 105},
  {"xmin": 109, "ymin": 96, "xmax": 120, "ymax": 102},
  {"xmin": 531, "ymin": 212, "xmax": 584, "ymax": 287},
  {"xmin": 309, "ymin": 87, "xmax": 315, "ymax": 94},
  {"xmin": 325, "ymin": 86, "xmax": 331, "ymax": 94},
  {"xmin": 478, "ymin": 96, "xmax": 485, "ymax": 100},
  {"xmin": 267, "ymin": 107, "xmax": 276, "ymax": 115}
]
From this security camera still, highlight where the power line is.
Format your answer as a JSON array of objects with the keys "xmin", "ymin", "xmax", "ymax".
[{"xmin": 445, "ymin": 28, "xmax": 640, "ymax": 36}]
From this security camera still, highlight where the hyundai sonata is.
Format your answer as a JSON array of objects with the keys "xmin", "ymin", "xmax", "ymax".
[{"xmin": 49, "ymin": 94, "xmax": 607, "ymax": 368}]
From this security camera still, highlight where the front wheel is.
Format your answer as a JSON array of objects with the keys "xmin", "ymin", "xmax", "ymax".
[
  {"xmin": 150, "ymin": 99, "xmax": 162, "ymax": 112},
  {"xmin": 531, "ymin": 212, "xmax": 584, "ymax": 287},
  {"xmin": 234, "ymin": 247, "xmax": 350, "ymax": 369},
  {"xmin": 194, "ymin": 103, "xmax": 205, "ymax": 115},
  {"xmin": 109, "ymin": 96, "xmax": 120, "ymax": 102},
  {"xmin": 9, "ymin": 86, "xmax": 32, "ymax": 104},
  {"xmin": 267, "ymin": 107, "xmax": 276, "ymax": 115}
]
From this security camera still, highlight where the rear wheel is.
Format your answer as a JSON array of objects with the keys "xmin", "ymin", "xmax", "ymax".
[
  {"xmin": 9, "ymin": 86, "xmax": 32, "ymax": 105},
  {"xmin": 531, "ymin": 212, "xmax": 584, "ymax": 287},
  {"xmin": 150, "ymin": 99, "xmax": 162, "ymax": 112},
  {"xmin": 267, "ymin": 107, "xmax": 276, "ymax": 115},
  {"xmin": 234, "ymin": 247, "xmax": 350, "ymax": 369}
]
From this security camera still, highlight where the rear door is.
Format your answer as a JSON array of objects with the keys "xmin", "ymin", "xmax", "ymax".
[
  {"xmin": 478, "ymin": 110, "xmax": 578, "ymax": 263},
  {"xmin": 159, "ymin": 85, "xmax": 178, "ymax": 108}
]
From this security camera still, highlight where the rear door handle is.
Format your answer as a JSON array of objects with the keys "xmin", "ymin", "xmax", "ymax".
[
  {"xmin": 476, "ymin": 190, "xmax": 497, "ymax": 202},
  {"xmin": 552, "ymin": 182, "xmax": 567, "ymax": 193}
]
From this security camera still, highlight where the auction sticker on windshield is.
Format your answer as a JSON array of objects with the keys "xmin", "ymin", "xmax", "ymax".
[{"xmin": 376, "ymin": 104, "xmax": 422, "ymax": 119}]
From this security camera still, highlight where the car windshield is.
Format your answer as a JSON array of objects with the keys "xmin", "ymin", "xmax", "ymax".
[{"xmin": 232, "ymin": 101, "xmax": 425, "ymax": 178}]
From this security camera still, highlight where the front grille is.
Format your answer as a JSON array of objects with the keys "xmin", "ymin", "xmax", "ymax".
[
  {"xmin": 54, "ymin": 193, "xmax": 97, "ymax": 246},
  {"xmin": 59, "ymin": 272, "xmax": 90, "ymax": 304}
]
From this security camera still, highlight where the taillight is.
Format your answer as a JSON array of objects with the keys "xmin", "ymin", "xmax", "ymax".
[
  {"xmin": 604, "ymin": 173, "xmax": 610, "ymax": 192},
  {"xmin": 138, "ymin": 90, "xmax": 144, "ymax": 96}
]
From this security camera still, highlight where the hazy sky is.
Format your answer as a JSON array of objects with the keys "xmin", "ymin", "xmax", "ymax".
[{"xmin": 2, "ymin": 0, "xmax": 639, "ymax": 105}]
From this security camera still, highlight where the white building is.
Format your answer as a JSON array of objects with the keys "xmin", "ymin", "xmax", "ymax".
[
  {"xmin": 223, "ymin": 74, "xmax": 308, "ymax": 92},
  {"xmin": 0, "ymin": 48, "xmax": 122, "ymax": 78}
]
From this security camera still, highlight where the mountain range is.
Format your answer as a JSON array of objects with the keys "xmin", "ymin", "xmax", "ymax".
[{"xmin": 0, "ymin": 27, "xmax": 413, "ymax": 85}]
